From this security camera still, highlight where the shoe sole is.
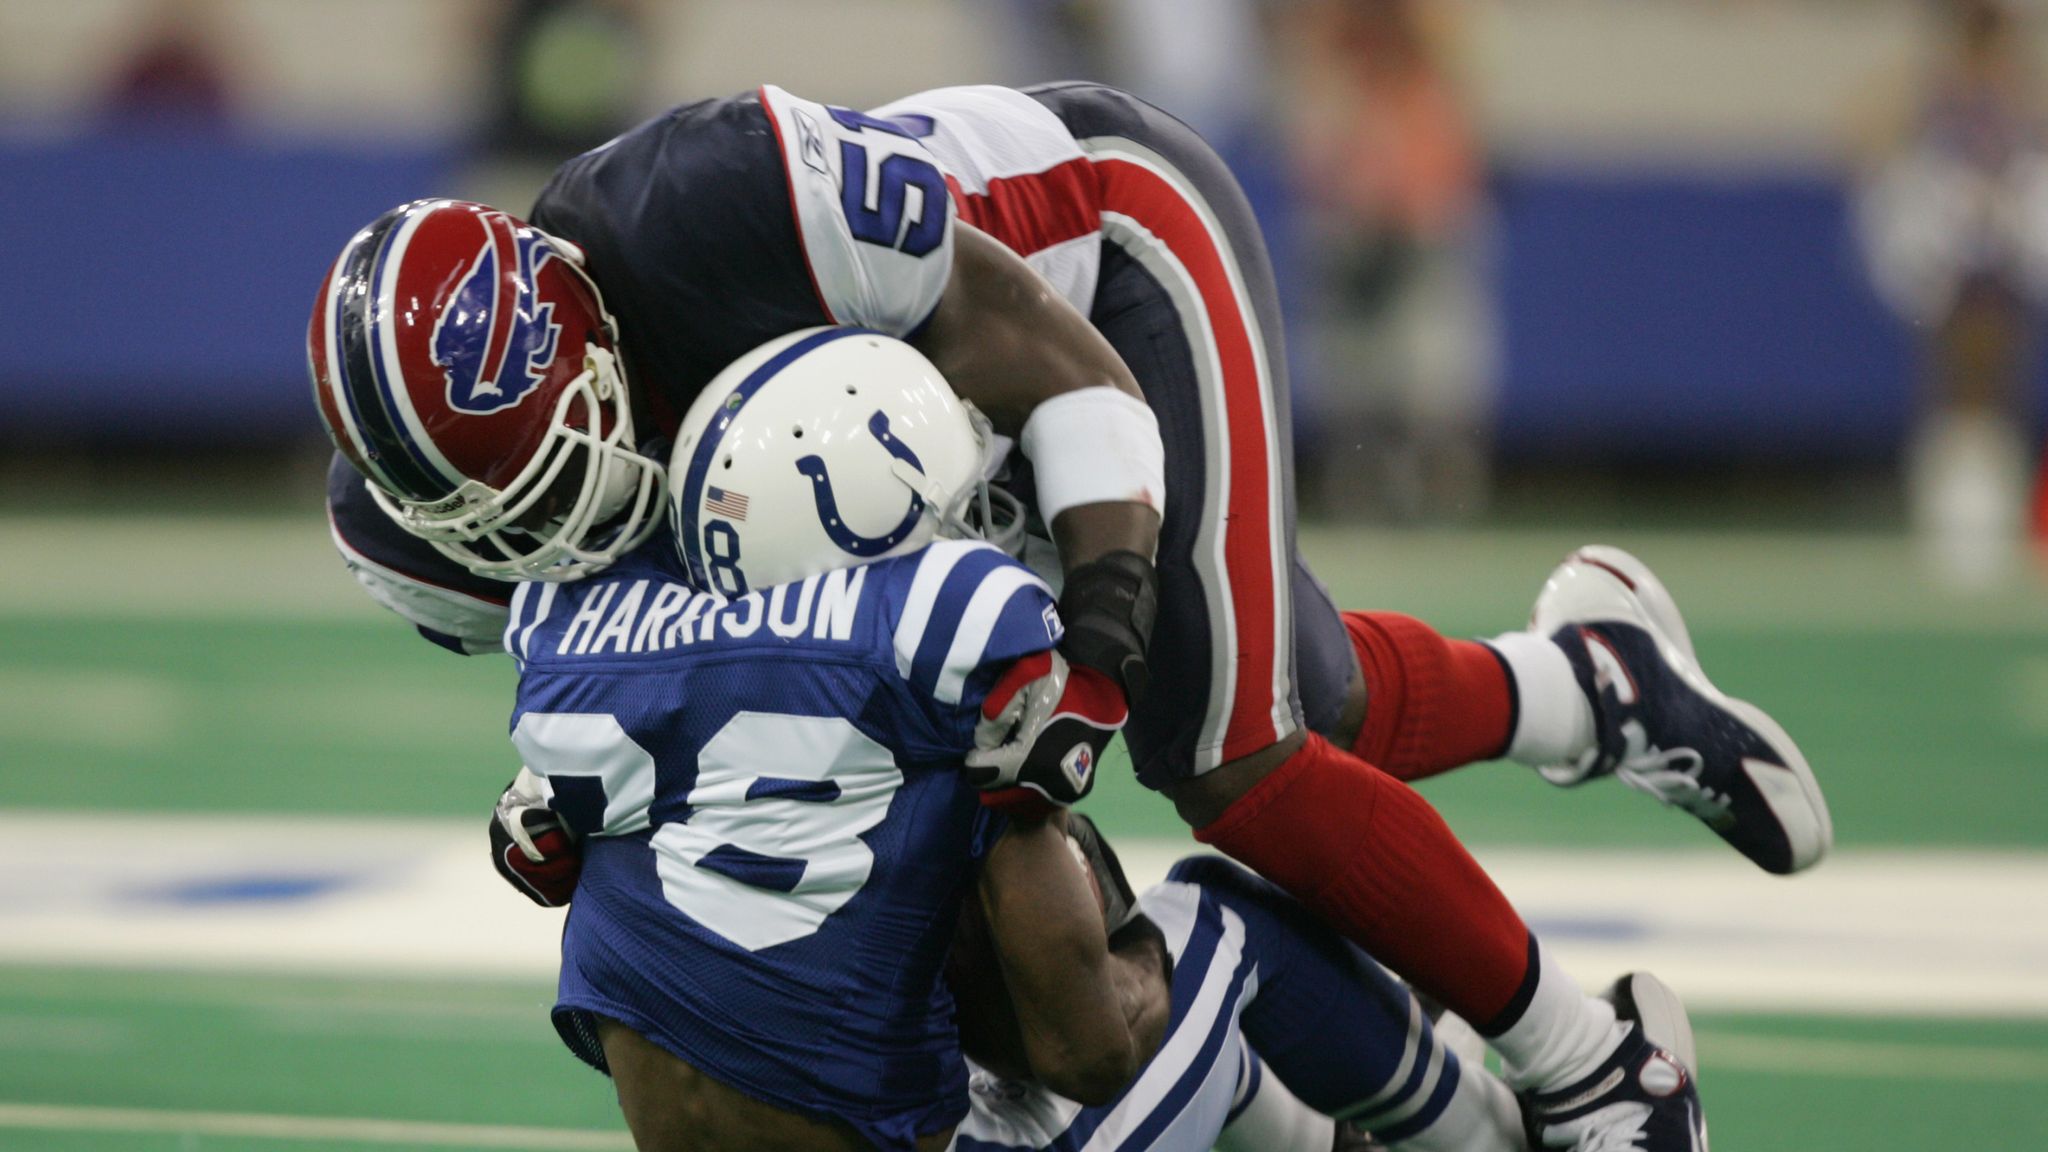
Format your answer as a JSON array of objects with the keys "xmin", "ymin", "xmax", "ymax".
[{"xmin": 1539, "ymin": 546, "xmax": 1834, "ymax": 874}]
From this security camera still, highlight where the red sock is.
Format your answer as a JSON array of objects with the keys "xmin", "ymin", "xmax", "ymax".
[
  {"xmin": 2034, "ymin": 451, "xmax": 2048, "ymax": 546},
  {"xmin": 1344, "ymin": 611, "xmax": 1514, "ymax": 782},
  {"xmin": 1194, "ymin": 733, "xmax": 1534, "ymax": 1026}
]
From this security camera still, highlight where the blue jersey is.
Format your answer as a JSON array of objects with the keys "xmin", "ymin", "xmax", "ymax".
[{"xmin": 504, "ymin": 535, "xmax": 1062, "ymax": 1152}]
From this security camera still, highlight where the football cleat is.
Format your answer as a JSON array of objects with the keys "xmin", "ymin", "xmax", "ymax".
[
  {"xmin": 1520, "ymin": 972, "xmax": 1706, "ymax": 1152},
  {"xmin": 1530, "ymin": 545, "xmax": 1832, "ymax": 875}
]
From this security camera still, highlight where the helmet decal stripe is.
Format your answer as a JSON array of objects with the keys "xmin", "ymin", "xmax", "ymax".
[
  {"xmin": 477, "ymin": 212, "xmax": 521, "ymax": 390},
  {"xmin": 677, "ymin": 326, "xmax": 872, "ymax": 589},
  {"xmin": 333, "ymin": 210, "xmax": 451, "ymax": 501},
  {"xmin": 362, "ymin": 203, "xmax": 470, "ymax": 498},
  {"xmin": 313, "ymin": 240, "xmax": 391, "ymax": 490}
]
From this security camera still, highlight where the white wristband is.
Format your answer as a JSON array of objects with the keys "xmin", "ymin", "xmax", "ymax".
[{"xmin": 1018, "ymin": 387, "xmax": 1166, "ymax": 526}]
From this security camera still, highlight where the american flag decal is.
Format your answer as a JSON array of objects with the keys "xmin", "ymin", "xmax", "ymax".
[{"xmin": 705, "ymin": 486, "xmax": 750, "ymax": 521}]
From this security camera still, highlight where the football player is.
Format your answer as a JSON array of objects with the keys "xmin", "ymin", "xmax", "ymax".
[
  {"xmin": 314, "ymin": 83, "xmax": 1805, "ymax": 1149},
  {"xmin": 947, "ymin": 814, "xmax": 1543, "ymax": 1152},
  {"xmin": 487, "ymin": 336, "xmax": 1151, "ymax": 1151}
]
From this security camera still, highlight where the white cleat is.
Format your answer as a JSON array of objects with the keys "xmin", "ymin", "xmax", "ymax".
[
  {"xmin": 1530, "ymin": 546, "xmax": 1833, "ymax": 875},
  {"xmin": 1520, "ymin": 972, "xmax": 1708, "ymax": 1152}
]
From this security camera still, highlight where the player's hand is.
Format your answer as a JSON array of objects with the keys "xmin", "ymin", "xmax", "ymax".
[
  {"xmin": 1332, "ymin": 1121, "xmax": 1388, "ymax": 1152},
  {"xmin": 967, "ymin": 649, "xmax": 1126, "ymax": 817},
  {"xmin": 489, "ymin": 767, "xmax": 581, "ymax": 907},
  {"xmin": 1057, "ymin": 550, "xmax": 1158, "ymax": 706}
]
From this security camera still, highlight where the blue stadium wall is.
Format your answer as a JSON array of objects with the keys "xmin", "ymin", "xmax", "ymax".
[{"xmin": 1, "ymin": 132, "xmax": 2031, "ymax": 459}]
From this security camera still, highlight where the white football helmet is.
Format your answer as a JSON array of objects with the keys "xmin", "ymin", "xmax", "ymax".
[{"xmin": 668, "ymin": 327, "xmax": 1021, "ymax": 594}]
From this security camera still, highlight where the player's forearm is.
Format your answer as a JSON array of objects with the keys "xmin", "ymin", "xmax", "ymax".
[
  {"xmin": 1050, "ymin": 501, "xmax": 1161, "ymax": 572},
  {"xmin": 979, "ymin": 817, "xmax": 1142, "ymax": 1105},
  {"xmin": 915, "ymin": 226, "xmax": 1162, "ymax": 570}
]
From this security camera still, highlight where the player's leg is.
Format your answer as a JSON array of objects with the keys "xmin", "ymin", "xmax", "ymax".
[
  {"xmin": 1331, "ymin": 554, "xmax": 1830, "ymax": 874},
  {"xmin": 1489, "ymin": 546, "xmax": 1832, "ymax": 873},
  {"xmin": 592, "ymin": 1015, "xmax": 960, "ymax": 1152},
  {"xmin": 1030, "ymin": 82, "xmax": 1701, "ymax": 1149},
  {"xmin": 1170, "ymin": 856, "xmax": 1524, "ymax": 1152}
]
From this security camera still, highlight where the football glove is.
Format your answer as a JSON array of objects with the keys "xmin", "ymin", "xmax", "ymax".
[
  {"xmin": 489, "ymin": 767, "xmax": 581, "ymax": 908},
  {"xmin": 967, "ymin": 649, "xmax": 1127, "ymax": 817},
  {"xmin": 1056, "ymin": 550, "xmax": 1158, "ymax": 706}
]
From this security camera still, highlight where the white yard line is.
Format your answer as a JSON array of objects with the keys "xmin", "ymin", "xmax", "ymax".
[
  {"xmin": 0, "ymin": 1103, "xmax": 631, "ymax": 1149},
  {"xmin": 3, "ymin": 814, "xmax": 2046, "ymax": 1017}
]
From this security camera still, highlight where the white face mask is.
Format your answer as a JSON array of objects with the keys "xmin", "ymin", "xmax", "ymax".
[{"xmin": 372, "ymin": 346, "xmax": 668, "ymax": 582}]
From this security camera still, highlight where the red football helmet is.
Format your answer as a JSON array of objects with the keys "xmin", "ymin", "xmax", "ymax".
[{"xmin": 308, "ymin": 199, "xmax": 664, "ymax": 580}]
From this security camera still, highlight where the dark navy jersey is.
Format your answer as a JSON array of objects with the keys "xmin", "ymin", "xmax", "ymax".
[
  {"xmin": 528, "ymin": 84, "xmax": 1106, "ymax": 423},
  {"xmin": 529, "ymin": 85, "xmax": 958, "ymax": 428},
  {"xmin": 504, "ymin": 534, "xmax": 1061, "ymax": 1151}
]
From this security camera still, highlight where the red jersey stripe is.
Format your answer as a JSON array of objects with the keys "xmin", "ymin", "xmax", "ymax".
[
  {"xmin": 949, "ymin": 157, "xmax": 1101, "ymax": 257},
  {"xmin": 1092, "ymin": 154, "xmax": 1284, "ymax": 762}
]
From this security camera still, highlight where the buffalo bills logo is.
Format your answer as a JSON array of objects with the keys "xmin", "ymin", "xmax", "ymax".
[{"xmin": 432, "ymin": 215, "xmax": 562, "ymax": 415}]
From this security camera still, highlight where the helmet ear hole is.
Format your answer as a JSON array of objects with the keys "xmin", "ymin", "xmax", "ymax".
[
  {"xmin": 722, "ymin": 456, "xmax": 733, "ymax": 469},
  {"xmin": 792, "ymin": 426, "xmax": 804, "ymax": 439}
]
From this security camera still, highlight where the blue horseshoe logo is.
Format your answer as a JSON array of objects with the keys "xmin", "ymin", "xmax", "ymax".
[{"xmin": 796, "ymin": 411, "xmax": 928, "ymax": 556}]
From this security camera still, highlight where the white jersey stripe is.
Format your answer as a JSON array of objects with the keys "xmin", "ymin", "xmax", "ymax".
[
  {"xmin": 934, "ymin": 566, "xmax": 1053, "ymax": 705},
  {"xmin": 520, "ymin": 582, "xmax": 559, "ymax": 663},
  {"xmin": 503, "ymin": 580, "xmax": 532, "ymax": 659},
  {"xmin": 1357, "ymin": 1023, "xmax": 1447, "ymax": 1130},
  {"xmin": 1341, "ymin": 996, "xmax": 1428, "ymax": 1118},
  {"xmin": 892, "ymin": 540, "xmax": 988, "ymax": 679},
  {"xmin": 1095, "ymin": 208, "xmax": 1239, "ymax": 771},
  {"xmin": 1086, "ymin": 136, "xmax": 1295, "ymax": 767},
  {"xmin": 1075, "ymin": 905, "xmax": 1251, "ymax": 1151}
]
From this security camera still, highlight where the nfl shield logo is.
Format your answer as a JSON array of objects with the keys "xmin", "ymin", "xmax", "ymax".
[{"xmin": 1062, "ymin": 743, "xmax": 1095, "ymax": 791}]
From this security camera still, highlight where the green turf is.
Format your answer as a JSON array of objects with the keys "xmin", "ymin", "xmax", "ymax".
[
  {"xmin": 5, "ymin": 614, "xmax": 2045, "ymax": 850},
  {"xmin": 2, "ymin": 967, "xmax": 2044, "ymax": 1150},
  {"xmin": 0, "ymin": 968, "xmax": 618, "ymax": 1134},
  {"xmin": 1694, "ymin": 1015, "xmax": 2048, "ymax": 1149},
  {"xmin": 7, "ymin": 521, "xmax": 2048, "ymax": 1149}
]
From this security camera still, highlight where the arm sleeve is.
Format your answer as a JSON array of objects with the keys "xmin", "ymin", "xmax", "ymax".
[
  {"xmin": 326, "ymin": 452, "xmax": 512, "ymax": 656},
  {"xmin": 757, "ymin": 85, "xmax": 956, "ymax": 337},
  {"xmin": 885, "ymin": 541, "xmax": 1063, "ymax": 755}
]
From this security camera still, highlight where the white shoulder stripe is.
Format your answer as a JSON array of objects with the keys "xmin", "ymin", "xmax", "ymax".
[
  {"xmin": 932, "ymin": 565, "xmax": 1051, "ymax": 705},
  {"xmin": 519, "ymin": 582, "xmax": 558, "ymax": 661},
  {"xmin": 891, "ymin": 540, "xmax": 993, "ymax": 679},
  {"xmin": 503, "ymin": 581, "xmax": 531, "ymax": 657}
]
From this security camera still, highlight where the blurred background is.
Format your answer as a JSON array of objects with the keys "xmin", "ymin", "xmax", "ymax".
[{"xmin": 3, "ymin": 0, "xmax": 2047, "ymax": 1149}]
